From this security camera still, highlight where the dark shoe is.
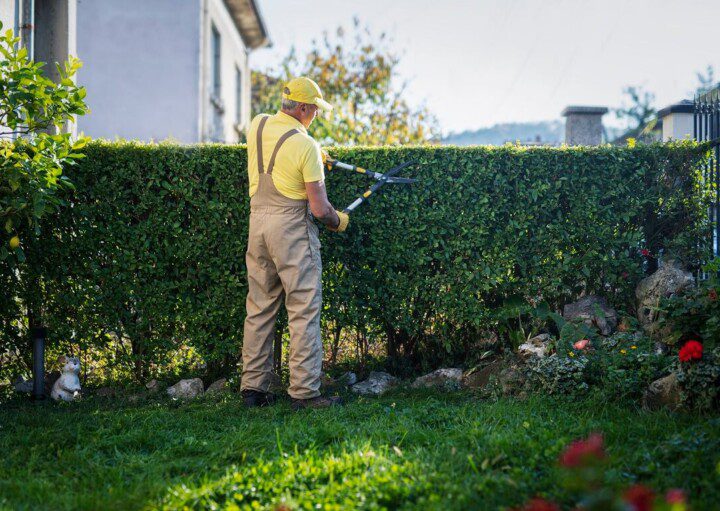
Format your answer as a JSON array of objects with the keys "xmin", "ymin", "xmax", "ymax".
[
  {"xmin": 291, "ymin": 395, "xmax": 343, "ymax": 411},
  {"xmin": 241, "ymin": 389, "xmax": 276, "ymax": 408}
]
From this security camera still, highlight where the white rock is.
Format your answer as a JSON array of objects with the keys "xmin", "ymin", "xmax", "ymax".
[
  {"xmin": 518, "ymin": 333, "xmax": 552, "ymax": 358},
  {"xmin": 351, "ymin": 371, "xmax": 398, "ymax": 396},
  {"xmin": 166, "ymin": 378, "xmax": 204, "ymax": 400},
  {"xmin": 338, "ymin": 371, "xmax": 358, "ymax": 386},
  {"xmin": 411, "ymin": 368, "xmax": 463, "ymax": 389},
  {"xmin": 206, "ymin": 378, "xmax": 228, "ymax": 394}
]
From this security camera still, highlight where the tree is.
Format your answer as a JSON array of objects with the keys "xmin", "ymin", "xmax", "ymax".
[
  {"xmin": 694, "ymin": 65, "xmax": 719, "ymax": 97},
  {"xmin": 0, "ymin": 24, "xmax": 89, "ymax": 263},
  {"xmin": 251, "ymin": 18, "xmax": 440, "ymax": 146},
  {"xmin": 613, "ymin": 85, "xmax": 656, "ymax": 140}
]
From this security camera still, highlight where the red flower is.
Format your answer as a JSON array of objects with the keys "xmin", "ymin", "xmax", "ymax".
[
  {"xmin": 665, "ymin": 489, "xmax": 686, "ymax": 504},
  {"xmin": 709, "ymin": 288, "xmax": 718, "ymax": 302},
  {"xmin": 623, "ymin": 485, "xmax": 655, "ymax": 511},
  {"xmin": 678, "ymin": 340, "xmax": 703, "ymax": 362},
  {"xmin": 559, "ymin": 433, "xmax": 606, "ymax": 467},
  {"xmin": 640, "ymin": 248, "xmax": 651, "ymax": 257}
]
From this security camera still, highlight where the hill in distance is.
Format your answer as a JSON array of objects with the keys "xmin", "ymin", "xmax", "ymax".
[{"xmin": 442, "ymin": 120, "xmax": 564, "ymax": 146}]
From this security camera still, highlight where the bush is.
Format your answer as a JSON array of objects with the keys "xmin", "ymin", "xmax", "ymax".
[
  {"xmin": 657, "ymin": 258, "xmax": 720, "ymax": 349},
  {"xmin": 676, "ymin": 346, "xmax": 720, "ymax": 410},
  {"xmin": 0, "ymin": 141, "xmax": 710, "ymax": 384}
]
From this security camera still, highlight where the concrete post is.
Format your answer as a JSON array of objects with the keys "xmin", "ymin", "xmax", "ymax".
[
  {"xmin": 33, "ymin": 0, "xmax": 77, "ymax": 136},
  {"xmin": 657, "ymin": 100, "xmax": 694, "ymax": 142},
  {"xmin": 561, "ymin": 106, "xmax": 609, "ymax": 146}
]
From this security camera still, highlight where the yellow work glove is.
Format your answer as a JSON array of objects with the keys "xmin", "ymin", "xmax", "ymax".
[
  {"xmin": 328, "ymin": 210, "xmax": 349, "ymax": 233},
  {"xmin": 321, "ymin": 150, "xmax": 335, "ymax": 170}
]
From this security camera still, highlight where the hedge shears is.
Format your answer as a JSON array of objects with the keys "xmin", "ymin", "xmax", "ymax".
[{"xmin": 324, "ymin": 156, "xmax": 418, "ymax": 213}]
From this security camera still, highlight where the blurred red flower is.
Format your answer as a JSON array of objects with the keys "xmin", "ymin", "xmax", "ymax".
[
  {"xmin": 665, "ymin": 488, "xmax": 686, "ymax": 504},
  {"xmin": 640, "ymin": 248, "xmax": 651, "ymax": 257},
  {"xmin": 678, "ymin": 340, "xmax": 703, "ymax": 362},
  {"xmin": 559, "ymin": 433, "xmax": 605, "ymax": 467},
  {"xmin": 623, "ymin": 485, "xmax": 655, "ymax": 511},
  {"xmin": 709, "ymin": 288, "xmax": 718, "ymax": 301}
]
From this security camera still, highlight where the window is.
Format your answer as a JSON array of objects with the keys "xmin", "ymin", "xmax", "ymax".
[
  {"xmin": 235, "ymin": 66, "xmax": 242, "ymax": 125},
  {"xmin": 211, "ymin": 24, "xmax": 221, "ymax": 98}
]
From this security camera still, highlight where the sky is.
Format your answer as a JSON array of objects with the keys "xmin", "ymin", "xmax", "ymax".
[{"xmin": 249, "ymin": 0, "xmax": 720, "ymax": 136}]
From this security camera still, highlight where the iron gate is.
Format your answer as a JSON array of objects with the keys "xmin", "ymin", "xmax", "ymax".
[{"xmin": 694, "ymin": 88, "xmax": 720, "ymax": 261}]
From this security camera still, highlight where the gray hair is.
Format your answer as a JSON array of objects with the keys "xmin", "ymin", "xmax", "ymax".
[{"xmin": 281, "ymin": 98, "xmax": 301, "ymax": 110}]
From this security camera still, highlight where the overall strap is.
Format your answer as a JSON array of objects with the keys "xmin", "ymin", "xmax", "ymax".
[
  {"xmin": 256, "ymin": 115, "xmax": 270, "ymax": 175},
  {"xmin": 266, "ymin": 129, "xmax": 300, "ymax": 175}
]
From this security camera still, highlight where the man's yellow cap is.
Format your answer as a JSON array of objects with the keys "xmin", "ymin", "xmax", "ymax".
[{"xmin": 282, "ymin": 76, "xmax": 333, "ymax": 111}]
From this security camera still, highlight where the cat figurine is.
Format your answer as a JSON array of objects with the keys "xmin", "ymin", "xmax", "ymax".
[{"xmin": 51, "ymin": 355, "xmax": 82, "ymax": 402}]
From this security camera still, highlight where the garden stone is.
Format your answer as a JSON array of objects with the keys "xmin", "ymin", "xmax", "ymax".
[
  {"xmin": 145, "ymin": 379, "xmax": 162, "ymax": 394},
  {"xmin": 338, "ymin": 371, "xmax": 358, "ymax": 386},
  {"xmin": 462, "ymin": 361, "xmax": 502, "ymax": 389},
  {"xmin": 636, "ymin": 262, "xmax": 694, "ymax": 337},
  {"xmin": 411, "ymin": 368, "xmax": 463, "ymax": 389},
  {"xmin": 206, "ymin": 378, "xmax": 227, "ymax": 394},
  {"xmin": 563, "ymin": 295, "xmax": 617, "ymax": 336},
  {"xmin": 518, "ymin": 333, "xmax": 552, "ymax": 358},
  {"xmin": 498, "ymin": 365, "xmax": 526, "ymax": 396},
  {"xmin": 166, "ymin": 378, "xmax": 204, "ymax": 400},
  {"xmin": 642, "ymin": 373, "xmax": 680, "ymax": 411},
  {"xmin": 13, "ymin": 377, "xmax": 32, "ymax": 394},
  {"xmin": 351, "ymin": 371, "xmax": 398, "ymax": 396}
]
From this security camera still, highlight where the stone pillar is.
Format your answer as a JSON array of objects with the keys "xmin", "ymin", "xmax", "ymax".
[
  {"xmin": 33, "ymin": 0, "xmax": 77, "ymax": 135},
  {"xmin": 657, "ymin": 100, "xmax": 694, "ymax": 142},
  {"xmin": 561, "ymin": 106, "xmax": 608, "ymax": 146}
]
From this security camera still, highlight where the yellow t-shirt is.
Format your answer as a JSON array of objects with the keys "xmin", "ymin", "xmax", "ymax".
[{"xmin": 246, "ymin": 111, "xmax": 325, "ymax": 199}]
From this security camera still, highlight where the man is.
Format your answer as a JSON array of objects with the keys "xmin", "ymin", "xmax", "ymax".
[{"xmin": 240, "ymin": 77, "xmax": 349, "ymax": 410}]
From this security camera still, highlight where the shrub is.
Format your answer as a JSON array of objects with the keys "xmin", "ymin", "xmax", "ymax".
[
  {"xmin": 525, "ymin": 354, "xmax": 591, "ymax": 395},
  {"xmin": 657, "ymin": 258, "xmax": 720, "ymax": 349},
  {"xmin": 0, "ymin": 141, "xmax": 710, "ymax": 384},
  {"xmin": 0, "ymin": 24, "xmax": 88, "ymax": 381},
  {"xmin": 676, "ymin": 345, "xmax": 720, "ymax": 410}
]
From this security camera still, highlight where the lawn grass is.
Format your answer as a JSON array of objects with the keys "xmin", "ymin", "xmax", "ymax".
[{"xmin": 0, "ymin": 389, "xmax": 718, "ymax": 510}]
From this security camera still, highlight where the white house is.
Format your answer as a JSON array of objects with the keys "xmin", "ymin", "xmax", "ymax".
[{"xmin": 0, "ymin": 0, "xmax": 270, "ymax": 143}]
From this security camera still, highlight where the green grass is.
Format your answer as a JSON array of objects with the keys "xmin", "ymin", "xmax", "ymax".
[{"xmin": 0, "ymin": 389, "xmax": 718, "ymax": 510}]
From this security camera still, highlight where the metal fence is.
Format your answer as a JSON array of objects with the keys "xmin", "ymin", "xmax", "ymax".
[{"xmin": 694, "ymin": 88, "xmax": 720, "ymax": 262}]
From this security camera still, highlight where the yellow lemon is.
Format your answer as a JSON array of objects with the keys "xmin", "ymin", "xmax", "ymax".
[{"xmin": 9, "ymin": 236, "xmax": 20, "ymax": 250}]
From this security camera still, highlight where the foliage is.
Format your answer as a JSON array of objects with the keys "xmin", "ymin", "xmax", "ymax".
[
  {"xmin": 613, "ymin": 86, "xmax": 657, "ymax": 141},
  {"xmin": 675, "ymin": 346, "xmax": 720, "ymax": 411},
  {"xmin": 251, "ymin": 18, "xmax": 440, "ymax": 146},
  {"xmin": 522, "ymin": 331, "xmax": 670, "ymax": 400},
  {"xmin": 1, "ymin": 391, "xmax": 718, "ymax": 509},
  {"xmin": 594, "ymin": 332, "xmax": 670, "ymax": 399},
  {"xmin": 514, "ymin": 433, "xmax": 691, "ymax": 511},
  {"xmin": 0, "ymin": 24, "xmax": 89, "ymax": 262},
  {"xmin": 693, "ymin": 64, "xmax": 719, "ymax": 97},
  {"xmin": 525, "ymin": 354, "xmax": 590, "ymax": 395},
  {"xmin": 0, "ymin": 141, "xmax": 710, "ymax": 383},
  {"xmin": 657, "ymin": 258, "xmax": 720, "ymax": 349},
  {"xmin": 0, "ymin": 24, "xmax": 88, "ymax": 381}
]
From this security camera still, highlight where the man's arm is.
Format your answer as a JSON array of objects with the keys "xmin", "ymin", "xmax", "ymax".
[{"xmin": 305, "ymin": 180, "xmax": 340, "ymax": 228}]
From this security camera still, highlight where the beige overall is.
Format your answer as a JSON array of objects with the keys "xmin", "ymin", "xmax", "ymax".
[{"xmin": 241, "ymin": 116, "xmax": 323, "ymax": 399}]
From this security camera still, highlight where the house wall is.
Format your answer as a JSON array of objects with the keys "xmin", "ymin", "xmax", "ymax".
[
  {"xmin": 200, "ymin": 0, "xmax": 250, "ymax": 142},
  {"xmin": 662, "ymin": 112, "xmax": 694, "ymax": 141},
  {"xmin": 75, "ymin": 0, "xmax": 201, "ymax": 142}
]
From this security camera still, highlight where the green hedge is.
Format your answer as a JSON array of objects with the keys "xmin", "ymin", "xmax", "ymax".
[{"xmin": 0, "ymin": 141, "xmax": 710, "ymax": 382}]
